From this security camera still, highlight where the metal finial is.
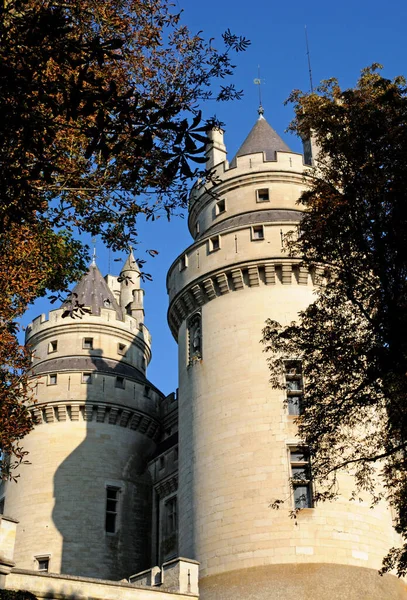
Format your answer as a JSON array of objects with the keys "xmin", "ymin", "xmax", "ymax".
[
  {"xmin": 91, "ymin": 237, "xmax": 97, "ymax": 266},
  {"xmin": 254, "ymin": 65, "xmax": 265, "ymax": 118}
]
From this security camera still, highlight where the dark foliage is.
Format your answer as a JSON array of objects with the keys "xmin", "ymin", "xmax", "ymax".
[{"xmin": 263, "ymin": 65, "xmax": 407, "ymax": 576}]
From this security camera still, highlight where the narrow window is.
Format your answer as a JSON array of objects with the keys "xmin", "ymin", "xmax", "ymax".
[
  {"xmin": 115, "ymin": 376, "xmax": 125, "ymax": 389},
  {"xmin": 49, "ymin": 374, "xmax": 57, "ymax": 386},
  {"xmin": 48, "ymin": 340, "xmax": 58, "ymax": 354},
  {"xmin": 209, "ymin": 235, "xmax": 220, "ymax": 252},
  {"xmin": 105, "ymin": 487, "xmax": 120, "ymax": 533},
  {"xmin": 159, "ymin": 456, "xmax": 165, "ymax": 470},
  {"xmin": 285, "ymin": 360, "xmax": 303, "ymax": 415},
  {"xmin": 188, "ymin": 313, "xmax": 202, "ymax": 363},
  {"xmin": 165, "ymin": 496, "xmax": 178, "ymax": 536},
  {"xmin": 0, "ymin": 497, "xmax": 5, "ymax": 514},
  {"xmin": 256, "ymin": 188, "xmax": 270, "ymax": 202},
  {"xmin": 290, "ymin": 448, "xmax": 312, "ymax": 509},
  {"xmin": 36, "ymin": 556, "xmax": 50, "ymax": 572},
  {"xmin": 215, "ymin": 199, "xmax": 226, "ymax": 215},
  {"xmin": 144, "ymin": 385, "xmax": 151, "ymax": 397},
  {"xmin": 179, "ymin": 254, "xmax": 188, "ymax": 271},
  {"xmin": 195, "ymin": 222, "xmax": 200, "ymax": 235},
  {"xmin": 117, "ymin": 343, "xmax": 126, "ymax": 356},
  {"xmin": 252, "ymin": 225, "xmax": 264, "ymax": 240},
  {"xmin": 82, "ymin": 372, "xmax": 92, "ymax": 384},
  {"xmin": 83, "ymin": 337, "xmax": 93, "ymax": 350},
  {"xmin": 173, "ymin": 446, "xmax": 179, "ymax": 462}
]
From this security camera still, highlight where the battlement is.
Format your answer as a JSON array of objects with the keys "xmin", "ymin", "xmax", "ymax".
[
  {"xmin": 189, "ymin": 148, "xmax": 307, "ymax": 209},
  {"xmin": 26, "ymin": 307, "xmax": 152, "ymax": 349},
  {"xmin": 188, "ymin": 155, "xmax": 309, "ymax": 241}
]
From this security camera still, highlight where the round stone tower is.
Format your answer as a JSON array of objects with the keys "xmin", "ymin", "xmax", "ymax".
[
  {"xmin": 3, "ymin": 253, "xmax": 163, "ymax": 580},
  {"xmin": 167, "ymin": 115, "xmax": 405, "ymax": 599}
]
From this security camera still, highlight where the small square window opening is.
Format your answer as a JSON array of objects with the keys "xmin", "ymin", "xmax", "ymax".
[
  {"xmin": 215, "ymin": 199, "xmax": 226, "ymax": 215},
  {"xmin": 82, "ymin": 372, "xmax": 92, "ymax": 384},
  {"xmin": 83, "ymin": 338, "xmax": 93, "ymax": 350},
  {"xmin": 49, "ymin": 374, "xmax": 57, "ymax": 386},
  {"xmin": 117, "ymin": 343, "xmax": 126, "ymax": 356},
  {"xmin": 115, "ymin": 376, "xmax": 125, "ymax": 389},
  {"xmin": 256, "ymin": 188, "xmax": 270, "ymax": 202},
  {"xmin": 48, "ymin": 340, "xmax": 58, "ymax": 354},
  {"xmin": 209, "ymin": 236, "xmax": 220, "ymax": 252},
  {"xmin": 179, "ymin": 254, "xmax": 188, "ymax": 271},
  {"xmin": 252, "ymin": 225, "xmax": 264, "ymax": 240},
  {"xmin": 36, "ymin": 557, "xmax": 50, "ymax": 572}
]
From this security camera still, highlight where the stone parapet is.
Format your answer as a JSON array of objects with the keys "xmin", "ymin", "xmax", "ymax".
[
  {"xmin": 188, "ymin": 148, "xmax": 308, "ymax": 238},
  {"xmin": 130, "ymin": 558, "xmax": 199, "ymax": 596},
  {"xmin": 5, "ymin": 566, "xmax": 199, "ymax": 600}
]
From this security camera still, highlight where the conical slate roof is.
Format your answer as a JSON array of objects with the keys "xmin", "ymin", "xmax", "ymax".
[
  {"xmin": 63, "ymin": 264, "xmax": 123, "ymax": 320},
  {"xmin": 121, "ymin": 250, "xmax": 140, "ymax": 274},
  {"xmin": 230, "ymin": 115, "xmax": 292, "ymax": 167}
]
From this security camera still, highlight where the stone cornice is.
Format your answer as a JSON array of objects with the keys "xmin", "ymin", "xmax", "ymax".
[
  {"xmin": 167, "ymin": 258, "xmax": 324, "ymax": 338},
  {"xmin": 29, "ymin": 401, "xmax": 161, "ymax": 441},
  {"xmin": 155, "ymin": 474, "xmax": 178, "ymax": 498}
]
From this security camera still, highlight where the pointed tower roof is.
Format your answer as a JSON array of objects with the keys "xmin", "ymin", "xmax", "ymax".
[
  {"xmin": 121, "ymin": 249, "xmax": 140, "ymax": 274},
  {"xmin": 63, "ymin": 264, "xmax": 123, "ymax": 319},
  {"xmin": 230, "ymin": 114, "xmax": 292, "ymax": 167}
]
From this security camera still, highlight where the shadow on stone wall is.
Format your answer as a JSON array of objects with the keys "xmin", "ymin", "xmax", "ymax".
[{"xmin": 51, "ymin": 347, "xmax": 159, "ymax": 580}]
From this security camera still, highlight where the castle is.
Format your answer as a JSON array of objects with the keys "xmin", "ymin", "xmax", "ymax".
[{"xmin": 1, "ymin": 112, "xmax": 406, "ymax": 599}]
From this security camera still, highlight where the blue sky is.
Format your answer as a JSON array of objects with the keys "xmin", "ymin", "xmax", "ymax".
[{"xmin": 20, "ymin": 0, "xmax": 407, "ymax": 395}]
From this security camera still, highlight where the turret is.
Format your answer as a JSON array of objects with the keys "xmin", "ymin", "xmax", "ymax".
[
  {"xmin": 1, "ymin": 256, "xmax": 163, "ymax": 580},
  {"xmin": 119, "ymin": 250, "xmax": 145, "ymax": 323},
  {"xmin": 167, "ymin": 111, "xmax": 403, "ymax": 600},
  {"xmin": 205, "ymin": 127, "xmax": 227, "ymax": 171}
]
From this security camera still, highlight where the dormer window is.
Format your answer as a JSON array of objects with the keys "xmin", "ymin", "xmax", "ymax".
[{"xmin": 256, "ymin": 188, "xmax": 270, "ymax": 202}]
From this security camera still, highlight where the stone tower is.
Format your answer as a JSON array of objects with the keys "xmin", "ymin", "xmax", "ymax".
[
  {"xmin": 2, "ymin": 253, "xmax": 163, "ymax": 580},
  {"xmin": 167, "ymin": 114, "xmax": 405, "ymax": 599}
]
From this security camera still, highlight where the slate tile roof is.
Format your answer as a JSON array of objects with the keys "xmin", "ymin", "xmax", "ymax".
[{"xmin": 230, "ymin": 116, "xmax": 292, "ymax": 167}]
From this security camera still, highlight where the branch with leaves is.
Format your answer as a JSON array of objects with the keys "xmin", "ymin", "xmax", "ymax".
[{"xmin": 263, "ymin": 65, "xmax": 407, "ymax": 576}]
